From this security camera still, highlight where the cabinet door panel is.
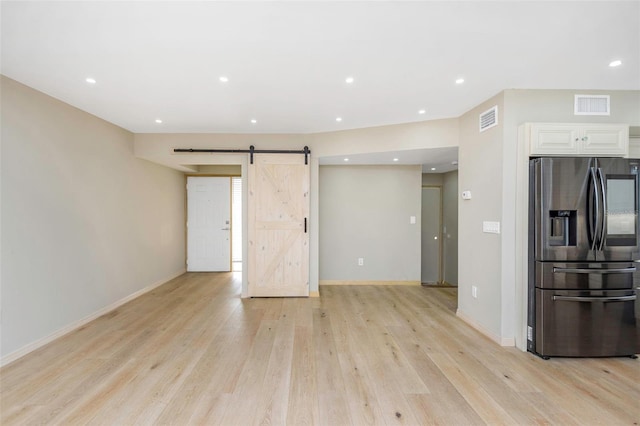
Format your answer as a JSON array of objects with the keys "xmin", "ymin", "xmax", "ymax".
[
  {"xmin": 581, "ymin": 126, "xmax": 628, "ymax": 156},
  {"xmin": 530, "ymin": 124, "xmax": 579, "ymax": 155}
]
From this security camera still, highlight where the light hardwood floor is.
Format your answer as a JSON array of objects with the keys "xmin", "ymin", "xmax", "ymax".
[{"xmin": 1, "ymin": 272, "xmax": 639, "ymax": 425}]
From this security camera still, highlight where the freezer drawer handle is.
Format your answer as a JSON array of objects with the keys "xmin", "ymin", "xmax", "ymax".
[
  {"xmin": 553, "ymin": 267, "xmax": 636, "ymax": 274},
  {"xmin": 553, "ymin": 295, "xmax": 637, "ymax": 303}
]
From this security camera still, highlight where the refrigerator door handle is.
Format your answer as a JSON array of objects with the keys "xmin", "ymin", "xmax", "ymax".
[
  {"xmin": 553, "ymin": 295, "xmax": 637, "ymax": 303},
  {"xmin": 597, "ymin": 167, "xmax": 607, "ymax": 251},
  {"xmin": 589, "ymin": 166, "xmax": 600, "ymax": 251},
  {"xmin": 553, "ymin": 266, "xmax": 637, "ymax": 274}
]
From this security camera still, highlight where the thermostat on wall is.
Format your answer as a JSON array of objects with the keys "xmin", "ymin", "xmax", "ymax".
[{"xmin": 461, "ymin": 191, "xmax": 472, "ymax": 200}]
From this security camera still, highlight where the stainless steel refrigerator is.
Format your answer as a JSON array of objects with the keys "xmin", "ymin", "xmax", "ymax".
[{"xmin": 528, "ymin": 157, "xmax": 640, "ymax": 358}]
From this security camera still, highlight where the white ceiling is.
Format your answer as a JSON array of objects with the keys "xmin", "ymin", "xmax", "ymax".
[{"xmin": 1, "ymin": 1, "xmax": 639, "ymax": 171}]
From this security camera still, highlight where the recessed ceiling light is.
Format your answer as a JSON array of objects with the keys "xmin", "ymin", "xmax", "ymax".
[
  {"xmin": 431, "ymin": 167, "xmax": 436, "ymax": 171},
  {"xmin": 251, "ymin": 119, "xmax": 257, "ymax": 124},
  {"xmin": 155, "ymin": 119, "xmax": 163, "ymax": 124},
  {"xmin": 418, "ymin": 109, "xmax": 426, "ymax": 114},
  {"xmin": 455, "ymin": 78, "xmax": 465, "ymax": 85},
  {"xmin": 609, "ymin": 60, "xmax": 622, "ymax": 67},
  {"xmin": 336, "ymin": 117, "xmax": 343, "ymax": 122},
  {"xmin": 219, "ymin": 76, "xmax": 229, "ymax": 83},
  {"xmin": 85, "ymin": 77, "xmax": 96, "ymax": 84},
  {"xmin": 345, "ymin": 76, "xmax": 355, "ymax": 84},
  {"xmin": 393, "ymin": 158, "xmax": 399, "ymax": 162},
  {"xmin": 344, "ymin": 158, "xmax": 349, "ymax": 162}
]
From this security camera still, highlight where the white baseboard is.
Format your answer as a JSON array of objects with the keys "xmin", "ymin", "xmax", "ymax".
[
  {"xmin": 456, "ymin": 309, "xmax": 515, "ymax": 347},
  {"xmin": 0, "ymin": 269, "xmax": 186, "ymax": 368}
]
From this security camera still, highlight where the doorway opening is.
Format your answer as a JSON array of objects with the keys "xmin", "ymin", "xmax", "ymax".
[
  {"xmin": 420, "ymin": 171, "xmax": 458, "ymax": 287},
  {"xmin": 186, "ymin": 173, "xmax": 243, "ymax": 273},
  {"xmin": 421, "ymin": 186, "xmax": 442, "ymax": 284},
  {"xmin": 232, "ymin": 177, "xmax": 242, "ymax": 272},
  {"xmin": 186, "ymin": 176, "xmax": 231, "ymax": 272}
]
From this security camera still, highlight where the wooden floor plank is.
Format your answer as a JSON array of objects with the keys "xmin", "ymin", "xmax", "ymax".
[
  {"xmin": 311, "ymin": 308, "xmax": 353, "ymax": 426},
  {"xmin": 328, "ymin": 292, "xmax": 387, "ymax": 425},
  {"xmin": 426, "ymin": 352, "xmax": 521, "ymax": 425},
  {"xmin": 1, "ymin": 274, "xmax": 639, "ymax": 425},
  {"xmin": 218, "ymin": 319, "xmax": 279, "ymax": 426},
  {"xmin": 286, "ymin": 325, "xmax": 320, "ymax": 426},
  {"xmin": 252, "ymin": 300, "xmax": 296, "ymax": 426}
]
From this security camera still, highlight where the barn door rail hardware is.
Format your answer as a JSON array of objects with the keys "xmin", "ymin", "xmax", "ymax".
[{"xmin": 174, "ymin": 145, "xmax": 311, "ymax": 165}]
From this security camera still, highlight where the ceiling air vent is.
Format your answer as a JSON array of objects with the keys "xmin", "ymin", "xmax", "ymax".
[
  {"xmin": 479, "ymin": 105, "xmax": 498, "ymax": 132},
  {"xmin": 574, "ymin": 94, "xmax": 610, "ymax": 115}
]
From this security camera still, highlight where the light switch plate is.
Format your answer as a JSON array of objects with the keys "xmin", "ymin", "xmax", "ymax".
[
  {"xmin": 410, "ymin": 216, "xmax": 416, "ymax": 224},
  {"xmin": 482, "ymin": 221, "xmax": 501, "ymax": 234}
]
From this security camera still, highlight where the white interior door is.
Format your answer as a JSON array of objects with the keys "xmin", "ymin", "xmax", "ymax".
[
  {"xmin": 187, "ymin": 177, "xmax": 231, "ymax": 272},
  {"xmin": 248, "ymin": 154, "xmax": 309, "ymax": 297},
  {"xmin": 421, "ymin": 187, "xmax": 442, "ymax": 284}
]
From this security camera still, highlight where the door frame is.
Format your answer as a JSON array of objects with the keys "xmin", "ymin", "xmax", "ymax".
[
  {"xmin": 421, "ymin": 185, "xmax": 443, "ymax": 284},
  {"xmin": 184, "ymin": 174, "xmax": 239, "ymax": 272},
  {"xmin": 176, "ymin": 152, "xmax": 319, "ymax": 299}
]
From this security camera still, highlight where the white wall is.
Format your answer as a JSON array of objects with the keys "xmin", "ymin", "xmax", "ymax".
[
  {"xmin": 457, "ymin": 92, "xmax": 505, "ymax": 341},
  {"xmin": 319, "ymin": 165, "xmax": 422, "ymax": 282},
  {"xmin": 133, "ymin": 118, "xmax": 459, "ymax": 171},
  {"xmin": 310, "ymin": 119, "xmax": 459, "ymax": 157},
  {"xmin": 195, "ymin": 165, "xmax": 241, "ymax": 175},
  {"xmin": 422, "ymin": 173, "xmax": 443, "ymax": 186},
  {"xmin": 1, "ymin": 76, "xmax": 186, "ymax": 361}
]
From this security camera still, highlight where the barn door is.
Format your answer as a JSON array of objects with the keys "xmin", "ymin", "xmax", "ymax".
[{"xmin": 248, "ymin": 153, "xmax": 310, "ymax": 297}]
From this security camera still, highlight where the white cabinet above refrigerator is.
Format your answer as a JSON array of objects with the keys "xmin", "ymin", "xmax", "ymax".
[{"xmin": 525, "ymin": 123, "xmax": 629, "ymax": 157}]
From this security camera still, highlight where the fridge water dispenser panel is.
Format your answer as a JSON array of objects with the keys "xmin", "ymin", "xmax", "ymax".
[{"xmin": 549, "ymin": 210, "xmax": 577, "ymax": 246}]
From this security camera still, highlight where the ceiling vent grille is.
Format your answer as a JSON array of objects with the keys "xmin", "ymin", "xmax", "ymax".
[
  {"xmin": 479, "ymin": 105, "xmax": 498, "ymax": 132},
  {"xmin": 574, "ymin": 94, "xmax": 610, "ymax": 115}
]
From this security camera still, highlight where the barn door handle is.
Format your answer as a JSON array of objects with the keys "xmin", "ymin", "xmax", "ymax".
[{"xmin": 304, "ymin": 218, "xmax": 307, "ymax": 233}]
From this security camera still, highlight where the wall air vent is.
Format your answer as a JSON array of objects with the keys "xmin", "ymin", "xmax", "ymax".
[
  {"xmin": 479, "ymin": 105, "xmax": 498, "ymax": 132},
  {"xmin": 574, "ymin": 94, "xmax": 610, "ymax": 115}
]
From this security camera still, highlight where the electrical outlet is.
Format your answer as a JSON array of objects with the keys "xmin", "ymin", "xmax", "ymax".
[
  {"xmin": 358, "ymin": 258, "xmax": 364, "ymax": 266},
  {"xmin": 472, "ymin": 286, "xmax": 478, "ymax": 298}
]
